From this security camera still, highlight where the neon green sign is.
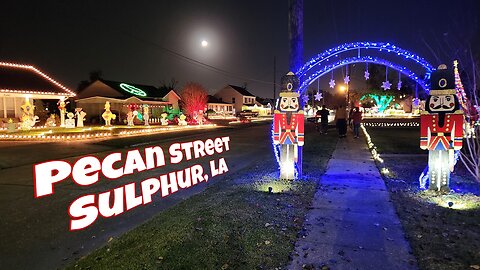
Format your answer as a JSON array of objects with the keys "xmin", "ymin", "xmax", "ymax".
[{"xmin": 119, "ymin": 83, "xmax": 147, "ymax": 97}]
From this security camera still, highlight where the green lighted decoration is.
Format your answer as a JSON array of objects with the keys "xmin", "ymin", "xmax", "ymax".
[
  {"xmin": 360, "ymin": 94, "xmax": 394, "ymax": 113},
  {"xmin": 119, "ymin": 83, "xmax": 147, "ymax": 97}
]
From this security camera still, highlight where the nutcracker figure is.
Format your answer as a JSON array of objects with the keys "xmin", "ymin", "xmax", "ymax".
[
  {"xmin": 273, "ymin": 72, "xmax": 304, "ymax": 179},
  {"xmin": 420, "ymin": 64, "xmax": 464, "ymax": 192}
]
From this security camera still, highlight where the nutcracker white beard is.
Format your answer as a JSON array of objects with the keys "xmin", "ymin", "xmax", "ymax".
[{"xmin": 279, "ymin": 96, "xmax": 299, "ymax": 112}]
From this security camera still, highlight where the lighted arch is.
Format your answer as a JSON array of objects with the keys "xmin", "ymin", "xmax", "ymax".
[
  {"xmin": 299, "ymin": 56, "xmax": 430, "ymax": 92},
  {"xmin": 296, "ymin": 42, "xmax": 435, "ymax": 94}
]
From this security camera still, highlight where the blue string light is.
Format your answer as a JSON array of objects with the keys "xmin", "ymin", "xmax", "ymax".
[
  {"xmin": 296, "ymin": 41, "xmax": 435, "ymax": 77},
  {"xmin": 297, "ymin": 56, "xmax": 431, "ymax": 93}
]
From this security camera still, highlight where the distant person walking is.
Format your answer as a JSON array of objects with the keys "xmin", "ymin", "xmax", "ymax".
[
  {"xmin": 320, "ymin": 105, "xmax": 330, "ymax": 134},
  {"xmin": 315, "ymin": 109, "xmax": 321, "ymax": 132},
  {"xmin": 348, "ymin": 106, "xmax": 354, "ymax": 127},
  {"xmin": 351, "ymin": 107, "xmax": 363, "ymax": 138},
  {"xmin": 335, "ymin": 105, "xmax": 347, "ymax": 138}
]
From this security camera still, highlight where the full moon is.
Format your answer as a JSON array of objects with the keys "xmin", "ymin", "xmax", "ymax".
[{"xmin": 201, "ymin": 40, "xmax": 208, "ymax": 47}]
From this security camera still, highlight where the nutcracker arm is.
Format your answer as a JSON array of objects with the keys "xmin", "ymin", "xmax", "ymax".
[
  {"xmin": 420, "ymin": 138, "xmax": 428, "ymax": 150},
  {"xmin": 420, "ymin": 115, "xmax": 430, "ymax": 150},
  {"xmin": 452, "ymin": 114, "xmax": 464, "ymax": 150},
  {"xmin": 296, "ymin": 112, "xmax": 304, "ymax": 146},
  {"xmin": 273, "ymin": 113, "xmax": 280, "ymax": 144}
]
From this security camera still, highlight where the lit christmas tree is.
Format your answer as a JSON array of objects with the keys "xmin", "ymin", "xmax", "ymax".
[{"xmin": 453, "ymin": 60, "xmax": 469, "ymax": 114}]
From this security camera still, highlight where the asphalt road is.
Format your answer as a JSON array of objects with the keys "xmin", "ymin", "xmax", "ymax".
[{"xmin": 0, "ymin": 122, "xmax": 273, "ymax": 270}]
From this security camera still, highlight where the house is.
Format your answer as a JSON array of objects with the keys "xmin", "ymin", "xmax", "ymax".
[
  {"xmin": 0, "ymin": 61, "xmax": 76, "ymax": 121},
  {"xmin": 207, "ymin": 95, "xmax": 234, "ymax": 115},
  {"xmin": 253, "ymin": 97, "xmax": 274, "ymax": 116},
  {"xmin": 239, "ymin": 97, "xmax": 274, "ymax": 116},
  {"xmin": 75, "ymin": 79, "xmax": 180, "ymax": 123},
  {"xmin": 214, "ymin": 85, "xmax": 256, "ymax": 113}
]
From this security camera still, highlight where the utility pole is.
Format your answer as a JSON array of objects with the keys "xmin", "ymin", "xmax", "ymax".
[
  {"xmin": 273, "ymin": 56, "xmax": 276, "ymax": 99},
  {"xmin": 288, "ymin": 0, "xmax": 303, "ymax": 178},
  {"xmin": 288, "ymin": 0, "xmax": 303, "ymax": 73}
]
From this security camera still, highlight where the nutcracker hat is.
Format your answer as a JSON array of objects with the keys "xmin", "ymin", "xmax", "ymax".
[
  {"xmin": 279, "ymin": 71, "xmax": 300, "ymax": 97},
  {"xmin": 429, "ymin": 64, "xmax": 456, "ymax": 95}
]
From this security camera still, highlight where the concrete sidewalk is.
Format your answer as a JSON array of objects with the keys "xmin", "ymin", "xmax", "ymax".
[{"xmin": 289, "ymin": 136, "xmax": 418, "ymax": 270}]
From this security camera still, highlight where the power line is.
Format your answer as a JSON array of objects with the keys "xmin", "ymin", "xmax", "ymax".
[{"xmin": 118, "ymin": 30, "xmax": 276, "ymax": 86}]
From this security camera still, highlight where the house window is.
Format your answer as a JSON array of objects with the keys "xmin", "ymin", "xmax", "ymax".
[
  {"xmin": 5, "ymin": 97, "xmax": 15, "ymax": 118},
  {"xmin": 232, "ymin": 97, "xmax": 235, "ymax": 103}
]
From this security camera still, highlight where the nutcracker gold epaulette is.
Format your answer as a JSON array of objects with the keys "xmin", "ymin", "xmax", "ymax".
[
  {"xmin": 274, "ymin": 110, "xmax": 280, "ymax": 114},
  {"xmin": 298, "ymin": 110, "xmax": 304, "ymax": 114}
]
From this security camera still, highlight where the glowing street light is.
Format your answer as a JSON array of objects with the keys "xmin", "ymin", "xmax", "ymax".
[
  {"xmin": 201, "ymin": 40, "xmax": 208, "ymax": 47},
  {"xmin": 338, "ymin": 85, "xmax": 349, "ymax": 106}
]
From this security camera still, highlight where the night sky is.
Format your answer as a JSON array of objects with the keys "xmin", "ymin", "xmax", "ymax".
[{"xmin": 1, "ymin": 0, "xmax": 478, "ymax": 98}]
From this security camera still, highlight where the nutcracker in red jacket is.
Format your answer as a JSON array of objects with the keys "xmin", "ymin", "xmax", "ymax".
[
  {"xmin": 273, "ymin": 72, "xmax": 304, "ymax": 179},
  {"xmin": 420, "ymin": 64, "xmax": 464, "ymax": 192}
]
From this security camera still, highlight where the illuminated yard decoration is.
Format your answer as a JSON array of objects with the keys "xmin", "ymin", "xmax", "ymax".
[
  {"xmin": 296, "ymin": 42, "xmax": 435, "ymax": 94},
  {"xmin": 178, "ymin": 114, "xmax": 188, "ymax": 126},
  {"xmin": 119, "ymin": 83, "xmax": 148, "ymax": 97},
  {"xmin": 420, "ymin": 65, "xmax": 464, "ymax": 192},
  {"xmin": 453, "ymin": 60, "xmax": 471, "ymax": 117},
  {"xmin": 58, "ymin": 100, "xmax": 67, "ymax": 127},
  {"xmin": 161, "ymin": 113, "xmax": 169, "ymax": 126},
  {"xmin": 273, "ymin": 72, "xmax": 304, "ymax": 180},
  {"xmin": 20, "ymin": 99, "xmax": 38, "ymax": 130},
  {"xmin": 102, "ymin": 101, "xmax": 116, "ymax": 126},
  {"xmin": 360, "ymin": 94, "xmax": 394, "ymax": 113},
  {"xmin": 75, "ymin": 108, "xmax": 86, "ymax": 128},
  {"xmin": 127, "ymin": 111, "xmax": 135, "ymax": 126},
  {"xmin": 143, "ymin": 104, "xmax": 150, "ymax": 126}
]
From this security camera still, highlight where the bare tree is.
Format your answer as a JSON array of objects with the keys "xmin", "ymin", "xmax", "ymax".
[
  {"xmin": 457, "ymin": 55, "xmax": 480, "ymax": 182},
  {"xmin": 158, "ymin": 78, "xmax": 178, "ymax": 93}
]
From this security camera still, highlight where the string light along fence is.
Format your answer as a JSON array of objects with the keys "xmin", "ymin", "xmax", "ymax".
[
  {"xmin": 362, "ymin": 122, "xmax": 420, "ymax": 128},
  {"xmin": 0, "ymin": 124, "xmax": 217, "ymax": 141},
  {"xmin": 361, "ymin": 124, "xmax": 390, "ymax": 176}
]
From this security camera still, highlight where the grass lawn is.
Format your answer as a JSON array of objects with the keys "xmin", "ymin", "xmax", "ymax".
[
  {"xmin": 69, "ymin": 124, "xmax": 338, "ymax": 269},
  {"xmin": 365, "ymin": 126, "xmax": 480, "ymax": 270},
  {"xmin": 366, "ymin": 127, "xmax": 424, "ymax": 154}
]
